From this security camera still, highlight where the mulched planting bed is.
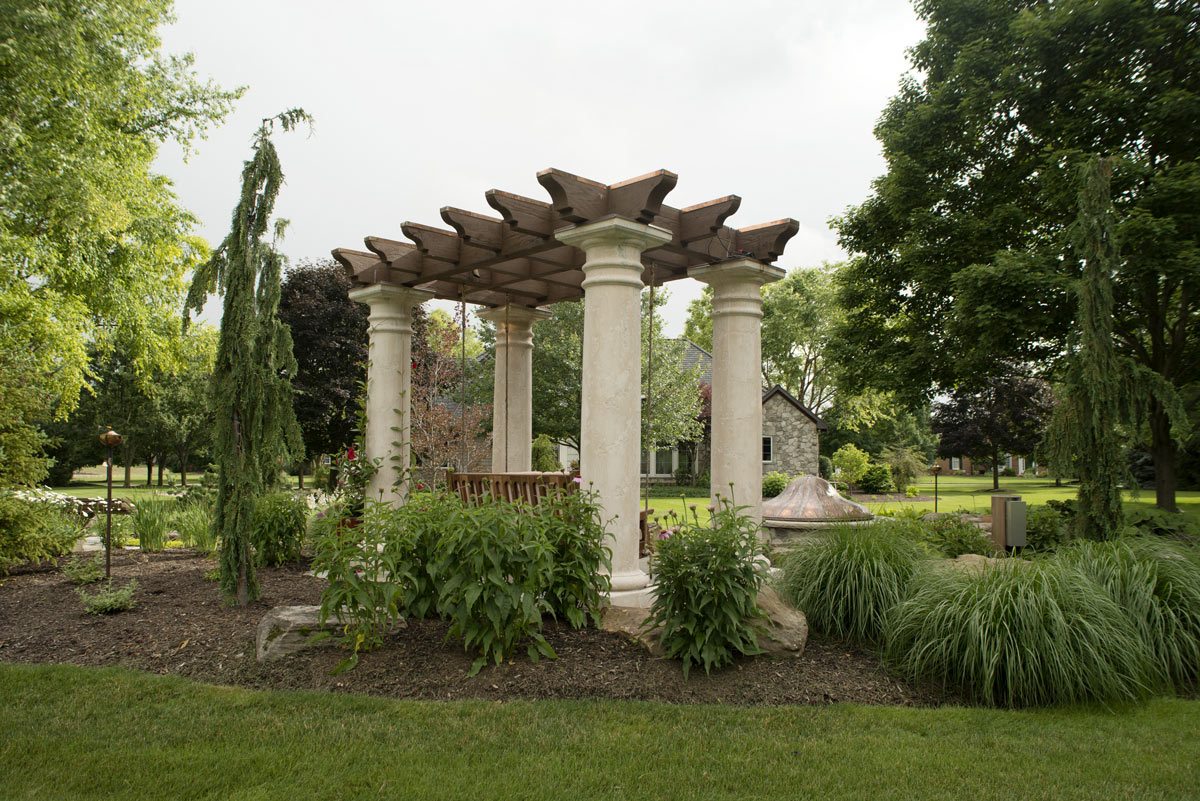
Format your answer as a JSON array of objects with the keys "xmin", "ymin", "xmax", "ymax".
[{"xmin": 0, "ymin": 551, "xmax": 950, "ymax": 707}]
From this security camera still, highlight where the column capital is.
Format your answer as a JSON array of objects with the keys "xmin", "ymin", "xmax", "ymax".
[
  {"xmin": 554, "ymin": 215, "xmax": 673, "ymax": 253},
  {"xmin": 688, "ymin": 258, "xmax": 786, "ymax": 290},
  {"xmin": 476, "ymin": 304, "xmax": 553, "ymax": 328},
  {"xmin": 348, "ymin": 283, "xmax": 436, "ymax": 309}
]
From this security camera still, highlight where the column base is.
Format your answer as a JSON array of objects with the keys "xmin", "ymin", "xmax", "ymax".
[{"xmin": 608, "ymin": 584, "xmax": 656, "ymax": 610}]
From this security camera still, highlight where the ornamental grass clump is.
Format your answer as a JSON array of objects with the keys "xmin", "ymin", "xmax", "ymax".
[
  {"xmin": 131, "ymin": 497, "xmax": 172, "ymax": 553},
  {"xmin": 172, "ymin": 504, "xmax": 216, "ymax": 554},
  {"xmin": 646, "ymin": 501, "xmax": 766, "ymax": 677},
  {"xmin": 1058, "ymin": 538, "xmax": 1200, "ymax": 690},
  {"xmin": 885, "ymin": 560, "xmax": 1155, "ymax": 707},
  {"xmin": 779, "ymin": 521, "xmax": 925, "ymax": 645}
]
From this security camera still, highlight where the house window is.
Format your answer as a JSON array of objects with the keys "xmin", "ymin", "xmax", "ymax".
[
  {"xmin": 950, "ymin": 457, "xmax": 962, "ymax": 471},
  {"xmin": 656, "ymin": 448, "xmax": 674, "ymax": 476},
  {"xmin": 762, "ymin": 436, "xmax": 773, "ymax": 463}
]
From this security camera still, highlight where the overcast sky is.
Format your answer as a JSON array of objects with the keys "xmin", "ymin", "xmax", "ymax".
[{"xmin": 155, "ymin": 0, "xmax": 925, "ymax": 335}]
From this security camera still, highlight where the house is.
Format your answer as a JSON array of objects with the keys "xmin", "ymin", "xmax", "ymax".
[
  {"xmin": 642, "ymin": 342, "xmax": 827, "ymax": 482},
  {"xmin": 936, "ymin": 454, "xmax": 1036, "ymax": 476}
]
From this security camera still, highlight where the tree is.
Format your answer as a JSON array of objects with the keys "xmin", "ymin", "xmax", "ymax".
[
  {"xmin": 642, "ymin": 288, "xmax": 703, "ymax": 454},
  {"xmin": 530, "ymin": 301, "xmax": 584, "ymax": 450},
  {"xmin": 0, "ymin": 0, "xmax": 238, "ymax": 481},
  {"xmin": 1045, "ymin": 159, "xmax": 1141, "ymax": 539},
  {"xmin": 185, "ymin": 110, "xmax": 308, "ymax": 606},
  {"xmin": 278, "ymin": 259, "xmax": 369, "ymax": 482},
  {"xmin": 684, "ymin": 265, "xmax": 842, "ymax": 411},
  {"xmin": 933, "ymin": 373, "xmax": 1054, "ymax": 491},
  {"xmin": 152, "ymin": 326, "xmax": 218, "ymax": 486},
  {"xmin": 831, "ymin": 444, "xmax": 871, "ymax": 491},
  {"xmin": 833, "ymin": 0, "xmax": 1199, "ymax": 509}
]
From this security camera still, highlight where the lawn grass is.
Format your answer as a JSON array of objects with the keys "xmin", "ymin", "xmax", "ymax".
[{"xmin": 0, "ymin": 663, "xmax": 1196, "ymax": 800}]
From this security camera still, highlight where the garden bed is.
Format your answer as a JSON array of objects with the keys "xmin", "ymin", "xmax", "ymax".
[{"xmin": 0, "ymin": 551, "xmax": 949, "ymax": 707}]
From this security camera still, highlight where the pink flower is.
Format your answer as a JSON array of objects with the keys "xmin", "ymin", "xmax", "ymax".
[{"xmin": 572, "ymin": 476, "xmax": 583, "ymax": 484}]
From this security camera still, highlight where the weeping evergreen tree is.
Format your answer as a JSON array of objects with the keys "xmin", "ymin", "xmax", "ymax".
[
  {"xmin": 186, "ymin": 110, "xmax": 308, "ymax": 605},
  {"xmin": 1046, "ymin": 158, "xmax": 1127, "ymax": 540}
]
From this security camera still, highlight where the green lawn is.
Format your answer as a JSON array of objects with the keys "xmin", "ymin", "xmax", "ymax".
[
  {"xmin": 646, "ymin": 475, "xmax": 1200, "ymax": 525},
  {"xmin": 0, "ymin": 663, "xmax": 1196, "ymax": 800}
]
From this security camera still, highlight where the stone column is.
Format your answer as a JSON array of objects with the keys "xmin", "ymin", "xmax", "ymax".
[
  {"xmin": 557, "ymin": 217, "xmax": 672, "ymax": 608},
  {"xmin": 347, "ymin": 284, "xmax": 435, "ymax": 505},
  {"xmin": 476, "ymin": 304, "xmax": 551, "ymax": 472},
  {"xmin": 689, "ymin": 259, "xmax": 785, "ymax": 523}
]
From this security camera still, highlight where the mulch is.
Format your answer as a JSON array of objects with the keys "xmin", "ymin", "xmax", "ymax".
[{"xmin": 0, "ymin": 551, "xmax": 952, "ymax": 707}]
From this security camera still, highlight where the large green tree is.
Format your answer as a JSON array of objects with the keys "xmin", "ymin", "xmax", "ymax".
[
  {"xmin": 684, "ymin": 265, "xmax": 842, "ymax": 412},
  {"xmin": 0, "ymin": 0, "xmax": 238, "ymax": 486},
  {"xmin": 186, "ymin": 111, "xmax": 307, "ymax": 606},
  {"xmin": 833, "ymin": 0, "xmax": 1199, "ymax": 509}
]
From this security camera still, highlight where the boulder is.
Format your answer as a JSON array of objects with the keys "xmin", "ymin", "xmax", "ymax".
[
  {"xmin": 256, "ymin": 605, "xmax": 352, "ymax": 662},
  {"xmin": 755, "ymin": 585, "xmax": 808, "ymax": 656}
]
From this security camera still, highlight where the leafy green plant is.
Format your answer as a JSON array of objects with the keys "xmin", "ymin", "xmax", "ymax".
[
  {"xmin": 1058, "ymin": 538, "xmax": 1200, "ymax": 690},
  {"xmin": 251, "ymin": 491, "xmax": 306, "ymax": 565},
  {"xmin": 131, "ymin": 497, "xmax": 172, "ymax": 553},
  {"xmin": 0, "ymin": 492, "xmax": 81, "ymax": 574},
  {"xmin": 313, "ymin": 500, "xmax": 414, "ymax": 671},
  {"xmin": 536, "ymin": 489, "xmax": 610, "ymax": 629},
  {"xmin": 779, "ymin": 522, "xmax": 925, "ymax": 644},
  {"xmin": 78, "ymin": 580, "xmax": 138, "ymax": 614},
  {"xmin": 531, "ymin": 434, "xmax": 561, "ymax": 472},
  {"xmin": 818, "ymin": 455, "xmax": 833, "ymax": 480},
  {"xmin": 762, "ymin": 471, "xmax": 790, "ymax": 499},
  {"xmin": 904, "ymin": 485, "xmax": 920, "ymax": 498},
  {"xmin": 858, "ymin": 463, "xmax": 895, "ymax": 494},
  {"xmin": 921, "ymin": 516, "xmax": 994, "ymax": 558},
  {"xmin": 172, "ymin": 503, "xmax": 216, "ymax": 553},
  {"xmin": 1026, "ymin": 505, "xmax": 1072, "ymax": 552},
  {"xmin": 831, "ymin": 444, "xmax": 870, "ymax": 489},
  {"xmin": 647, "ymin": 501, "xmax": 766, "ymax": 677},
  {"xmin": 1124, "ymin": 507, "xmax": 1200, "ymax": 543},
  {"xmin": 885, "ymin": 561, "xmax": 1154, "ymax": 707},
  {"xmin": 430, "ymin": 501, "xmax": 556, "ymax": 676},
  {"xmin": 61, "ymin": 554, "xmax": 105, "ymax": 585}
]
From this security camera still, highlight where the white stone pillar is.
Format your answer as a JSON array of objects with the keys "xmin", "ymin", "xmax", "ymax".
[
  {"xmin": 348, "ymin": 284, "xmax": 434, "ymax": 505},
  {"xmin": 689, "ymin": 259, "xmax": 784, "ymax": 523},
  {"xmin": 477, "ymin": 304, "xmax": 551, "ymax": 472},
  {"xmin": 557, "ymin": 217, "xmax": 672, "ymax": 608}
]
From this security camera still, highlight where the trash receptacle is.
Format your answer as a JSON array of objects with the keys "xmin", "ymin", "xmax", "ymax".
[{"xmin": 991, "ymin": 495, "xmax": 1027, "ymax": 550}]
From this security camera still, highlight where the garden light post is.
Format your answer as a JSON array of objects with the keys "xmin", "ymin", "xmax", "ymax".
[
  {"xmin": 931, "ymin": 462, "xmax": 942, "ymax": 514},
  {"xmin": 98, "ymin": 427, "xmax": 123, "ymax": 579}
]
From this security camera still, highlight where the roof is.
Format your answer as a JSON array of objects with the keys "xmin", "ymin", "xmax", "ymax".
[
  {"xmin": 763, "ymin": 385, "xmax": 828, "ymax": 430},
  {"xmin": 679, "ymin": 340, "xmax": 827, "ymax": 431}
]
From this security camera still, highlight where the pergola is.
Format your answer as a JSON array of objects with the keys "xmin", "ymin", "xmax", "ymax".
[{"xmin": 334, "ymin": 168, "xmax": 796, "ymax": 607}]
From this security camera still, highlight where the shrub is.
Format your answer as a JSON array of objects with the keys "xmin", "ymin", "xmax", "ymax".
[
  {"xmin": 762, "ymin": 471, "xmax": 790, "ymax": 498},
  {"xmin": 831, "ymin": 444, "xmax": 870, "ymax": 488},
  {"xmin": 882, "ymin": 446, "xmax": 925, "ymax": 494},
  {"xmin": 779, "ymin": 522, "xmax": 924, "ymax": 644},
  {"xmin": 1124, "ymin": 507, "xmax": 1200, "ymax": 543},
  {"xmin": 1058, "ymin": 538, "xmax": 1200, "ymax": 690},
  {"xmin": 61, "ymin": 554, "xmax": 105, "ymax": 585},
  {"xmin": 818, "ymin": 455, "xmax": 833, "ymax": 480},
  {"xmin": 430, "ymin": 501, "xmax": 556, "ymax": 675},
  {"xmin": 172, "ymin": 503, "xmax": 216, "ymax": 553},
  {"xmin": 252, "ymin": 492, "xmax": 306, "ymax": 565},
  {"xmin": 647, "ymin": 501, "xmax": 766, "ymax": 677},
  {"xmin": 1026, "ymin": 505, "xmax": 1072, "ymax": 552},
  {"xmin": 131, "ymin": 497, "xmax": 172, "ymax": 552},
  {"xmin": 313, "ymin": 501, "xmax": 415, "ymax": 670},
  {"xmin": 535, "ymin": 489, "xmax": 610, "ymax": 629},
  {"xmin": 78, "ymin": 579, "xmax": 138, "ymax": 614},
  {"xmin": 0, "ymin": 492, "xmax": 81, "ymax": 574},
  {"xmin": 530, "ymin": 434, "xmax": 561, "ymax": 472},
  {"xmin": 858, "ymin": 463, "xmax": 894, "ymax": 494},
  {"xmin": 905, "ymin": 485, "xmax": 920, "ymax": 498},
  {"xmin": 885, "ymin": 561, "xmax": 1154, "ymax": 707},
  {"xmin": 921, "ymin": 516, "xmax": 994, "ymax": 558}
]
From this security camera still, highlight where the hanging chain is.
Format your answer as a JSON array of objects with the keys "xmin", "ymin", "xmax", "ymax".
[
  {"xmin": 503, "ymin": 299, "xmax": 511, "ymax": 473},
  {"xmin": 459, "ymin": 289, "xmax": 467, "ymax": 473},
  {"xmin": 645, "ymin": 274, "xmax": 655, "ymax": 513}
]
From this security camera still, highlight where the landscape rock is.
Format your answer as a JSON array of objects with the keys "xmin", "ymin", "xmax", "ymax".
[
  {"xmin": 756, "ymin": 585, "xmax": 809, "ymax": 655},
  {"xmin": 946, "ymin": 553, "xmax": 1006, "ymax": 572},
  {"xmin": 256, "ymin": 605, "xmax": 351, "ymax": 662},
  {"xmin": 600, "ymin": 605, "xmax": 664, "ymax": 657}
]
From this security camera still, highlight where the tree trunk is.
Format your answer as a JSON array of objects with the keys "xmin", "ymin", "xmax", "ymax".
[
  {"xmin": 992, "ymin": 446, "xmax": 1000, "ymax": 491},
  {"xmin": 297, "ymin": 459, "xmax": 305, "ymax": 489},
  {"xmin": 1055, "ymin": 476, "xmax": 1062, "ymax": 487},
  {"xmin": 179, "ymin": 446, "xmax": 189, "ymax": 486},
  {"xmin": 145, "ymin": 458, "xmax": 153, "ymax": 487},
  {"xmin": 157, "ymin": 458, "xmax": 164, "ymax": 487},
  {"xmin": 1150, "ymin": 401, "xmax": 1178, "ymax": 512},
  {"xmin": 123, "ymin": 443, "xmax": 133, "ymax": 488}
]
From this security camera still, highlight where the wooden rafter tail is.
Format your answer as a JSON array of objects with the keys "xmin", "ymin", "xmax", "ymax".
[
  {"xmin": 363, "ymin": 236, "xmax": 424, "ymax": 280},
  {"xmin": 678, "ymin": 195, "xmax": 742, "ymax": 244},
  {"xmin": 439, "ymin": 207, "xmax": 505, "ymax": 253},
  {"xmin": 332, "ymin": 248, "xmax": 389, "ymax": 286},
  {"xmin": 607, "ymin": 169, "xmax": 678, "ymax": 224},
  {"xmin": 537, "ymin": 168, "xmax": 608, "ymax": 223},
  {"xmin": 735, "ymin": 219, "xmax": 800, "ymax": 262},
  {"xmin": 400, "ymin": 221, "xmax": 463, "ymax": 264},
  {"xmin": 485, "ymin": 190, "xmax": 556, "ymax": 237}
]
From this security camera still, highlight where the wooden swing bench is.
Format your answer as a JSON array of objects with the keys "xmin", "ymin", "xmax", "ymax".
[{"xmin": 447, "ymin": 472, "xmax": 654, "ymax": 557}]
